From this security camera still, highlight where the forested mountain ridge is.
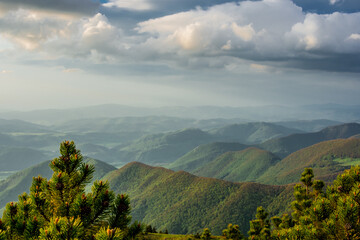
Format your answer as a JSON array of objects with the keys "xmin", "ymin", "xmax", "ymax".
[
  {"xmin": 110, "ymin": 122, "xmax": 300, "ymax": 165},
  {"xmin": 259, "ymin": 122, "xmax": 360, "ymax": 158},
  {"xmin": 209, "ymin": 122, "xmax": 303, "ymax": 144},
  {"xmin": 193, "ymin": 147, "xmax": 281, "ymax": 182},
  {"xmin": 168, "ymin": 142, "xmax": 249, "ymax": 172},
  {"xmin": 103, "ymin": 162, "xmax": 293, "ymax": 235},
  {"xmin": 258, "ymin": 138, "xmax": 360, "ymax": 185}
]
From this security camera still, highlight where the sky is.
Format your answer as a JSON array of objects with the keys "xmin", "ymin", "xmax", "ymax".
[{"xmin": 0, "ymin": 0, "xmax": 359, "ymax": 111}]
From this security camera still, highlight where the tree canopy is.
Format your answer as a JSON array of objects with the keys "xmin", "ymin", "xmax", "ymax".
[
  {"xmin": 0, "ymin": 141, "xmax": 141, "ymax": 240},
  {"xmin": 245, "ymin": 166, "xmax": 360, "ymax": 239}
]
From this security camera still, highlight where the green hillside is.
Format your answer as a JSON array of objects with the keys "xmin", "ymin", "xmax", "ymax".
[
  {"xmin": 209, "ymin": 122, "xmax": 302, "ymax": 144},
  {"xmin": 0, "ymin": 118, "xmax": 51, "ymax": 133},
  {"xmin": 194, "ymin": 147, "xmax": 281, "ymax": 182},
  {"xmin": 112, "ymin": 128, "xmax": 215, "ymax": 165},
  {"xmin": 0, "ymin": 157, "xmax": 116, "ymax": 210},
  {"xmin": 103, "ymin": 162, "xmax": 292, "ymax": 235},
  {"xmin": 0, "ymin": 133, "xmax": 15, "ymax": 146},
  {"xmin": 274, "ymin": 119, "xmax": 342, "ymax": 132},
  {"xmin": 258, "ymin": 138, "xmax": 360, "ymax": 185},
  {"xmin": 259, "ymin": 122, "xmax": 360, "ymax": 158},
  {"xmin": 168, "ymin": 142, "xmax": 248, "ymax": 172},
  {"xmin": 111, "ymin": 122, "xmax": 301, "ymax": 166},
  {"xmin": 0, "ymin": 147, "xmax": 48, "ymax": 171}
]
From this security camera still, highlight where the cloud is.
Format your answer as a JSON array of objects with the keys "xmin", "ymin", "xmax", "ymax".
[
  {"xmin": 286, "ymin": 12, "xmax": 360, "ymax": 54},
  {"xmin": 348, "ymin": 33, "xmax": 360, "ymax": 40},
  {"xmin": 0, "ymin": 9, "xmax": 124, "ymax": 62},
  {"xmin": 0, "ymin": 0, "xmax": 360, "ymax": 73},
  {"xmin": 329, "ymin": 0, "xmax": 341, "ymax": 5},
  {"xmin": 103, "ymin": 0, "xmax": 153, "ymax": 11},
  {"xmin": 103, "ymin": 0, "xmax": 360, "ymax": 15},
  {"xmin": 136, "ymin": 0, "xmax": 360, "ymax": 72},
  {"xmin": 0, "ymin": 9, "xmax": 67, "ymax": 50},
  {"xmin": 103, "ymin": 0, "xmax": 235, "ymax": 12},
  {"xmin": 62, "ymin": 68, "xmax": 82, "ymax": 73},
  {"xmin": 0, "ymin": 70, "xmax": 12, "ymax": 74}
]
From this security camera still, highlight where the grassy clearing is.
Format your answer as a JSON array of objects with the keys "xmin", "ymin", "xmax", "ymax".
[
  {"xmin": 333, "ymin": 158, "xmax": 360, "ymax": 166},
  {"xmin": 140, "ymin": 233, "xmax": 225, "ymax": 240}
]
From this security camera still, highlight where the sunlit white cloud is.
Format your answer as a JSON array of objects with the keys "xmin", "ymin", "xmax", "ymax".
[
  {"xmin": 103, "ymin": 0, "xmax": 153, "ymax": 11},
  {"xmin": 62, "ymin": 68, "xmax": 82, "ymax": 73},
  {"xmin": 329, "ymin": 0, "xmax": 341, "ymax": 5},
  {"xmin": 136, "ymin": 0, "xmax": 360, "ymax": 72},
  {"xmin": 0, "ymin": 70, "xmax": 12, "ymax": 74},
  {"xmin": 348, "ymin": 33, "xmax": 360, "ymax": 40}
]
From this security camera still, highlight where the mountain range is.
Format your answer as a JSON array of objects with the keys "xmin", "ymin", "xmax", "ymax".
[
  {"xmin": 1, "ymin": 104, "xmax": 359, "ymax": 124},
  {"xmin": 1, "ymin": 114, "xmax": 360, "ymax": 235},
  {"xmin": 259, "ymin": 123, "xmax": 360, "ymax": 158},
  {"xmin": 103, "ymin": 162, "xmax": 294, "ymax": 235}
]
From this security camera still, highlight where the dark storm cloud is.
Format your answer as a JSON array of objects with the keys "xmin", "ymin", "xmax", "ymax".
[
  {"xmin": 0, "ymin": 0, "xmax": 100, "ymax": 15},
  {"xmin": 284, "ymin": 53, "xmax": 360, "ymax": 73},
  {"xmin": 293, "ymin": 0, "xmax": 360, "ymax": 14}
]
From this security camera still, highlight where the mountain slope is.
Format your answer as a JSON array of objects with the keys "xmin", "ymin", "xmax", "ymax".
[
  {"xmin": 209, "ymin": 122, "xmax": 302, "ymax": 144},
  {"xmin": 259, "ymin": 123, "xmax": 360, "ymax": 158},
  {"xmin": 113, "ymin": 128, "xmax": 216, "ymax": 165},
  {"xmin": 53, "ymin": 116, "xmax": 246, "ymax": 134},
  {"xmin": 194, "ymin": 147, "xmax": 281, "ymax": 182},
  {"xmin": 112, "ymin": 122, "xmax": 301, "ymax": 165},
  {"xmin": 0, "ymin": 119, "xmax": 51, "ymax": 133},
  {"xmin": 274, "ymin": 119, "xmax": 342, "ymax": 132},
  {"xmin": 168, "ymin": 142, "xmax": 249, "ymax": 172},
  {"xmin": 0, "ymin": 147, "xmax": 48, "ymax": 171},
  {"xmin": 103, "ymin": 162, "xmax": 291, "ymax": 235},
  {"xmin": 258, "ymin": 138, "xmax": 360, "ymax": 185},
  {"xmin": 0, "ymin": 158, "xmax": 116, "ymax": 209}
]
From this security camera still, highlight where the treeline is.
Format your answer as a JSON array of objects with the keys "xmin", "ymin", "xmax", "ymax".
[
  {"xmin": 201, "ymin": 166, "xmax": 360, "ymax": 239},
  {"xmin": 0, "ymin": 141, "xmax": 142, "ymax": 240}
]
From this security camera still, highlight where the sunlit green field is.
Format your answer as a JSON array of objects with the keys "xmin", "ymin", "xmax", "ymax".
[{"xmin": 140, "ymin": 233, "xmax": 225, "ymax": 240}]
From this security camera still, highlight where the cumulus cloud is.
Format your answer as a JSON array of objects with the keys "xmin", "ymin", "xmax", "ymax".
[
  {"xmin": 0, "ymin": 8, "xmax": 124, "ymax": 62},
  {"xmin": 136, "ymin": 0, "xmax": 360, "ymax": 72},
  {"xmin": 329, "ymin": 0, "xmax": 341, "ymax": 5},
  {"xmin": 348, "ymin": 33, "xmax": 360, "ymax": 40},
  {"xmin": 0, "ymin": 0, "xmax": 359, "ymax": 73},
  {"xmin": 103, "ymin": 0, "xmax": 360, "ymax": 15},
  {"xmin": 0, "ymin": 9, "xmax": 67, "ymax": 50},
  {"xmin": 103, "ymin": 0, "xmax": 234, "ymax": 12},
  {"xmin": 103, "ymin": 0, "xmax": 153, "ymax": 11}
]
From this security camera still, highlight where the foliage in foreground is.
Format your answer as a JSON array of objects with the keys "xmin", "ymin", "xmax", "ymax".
[
  {"xmin": 0, "ymin": 141, "xmax": 142, "ymax": 240},
  {"xmin": 245, "ymin": 166, "xmax": 360, "ymax": 239}
]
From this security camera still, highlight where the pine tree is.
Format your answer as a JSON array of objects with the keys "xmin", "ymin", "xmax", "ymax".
[
  {"xmin": 201, "ymin": 228, "xmax": 211, "ymax": 240},
  {"xmin": 250, "ymin": 167, "xmax": 360, "ymax": 239},
  {"xmin": 222, "ymin": 223, "xmax": 244, "ymax": 240},
  {"xmin": 248, "ymin": 207, "xmax": 271, "ymax": 240},
  {"xmin": 1, "ymin": 141, "xmax": 137, "ymax": 240}
]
